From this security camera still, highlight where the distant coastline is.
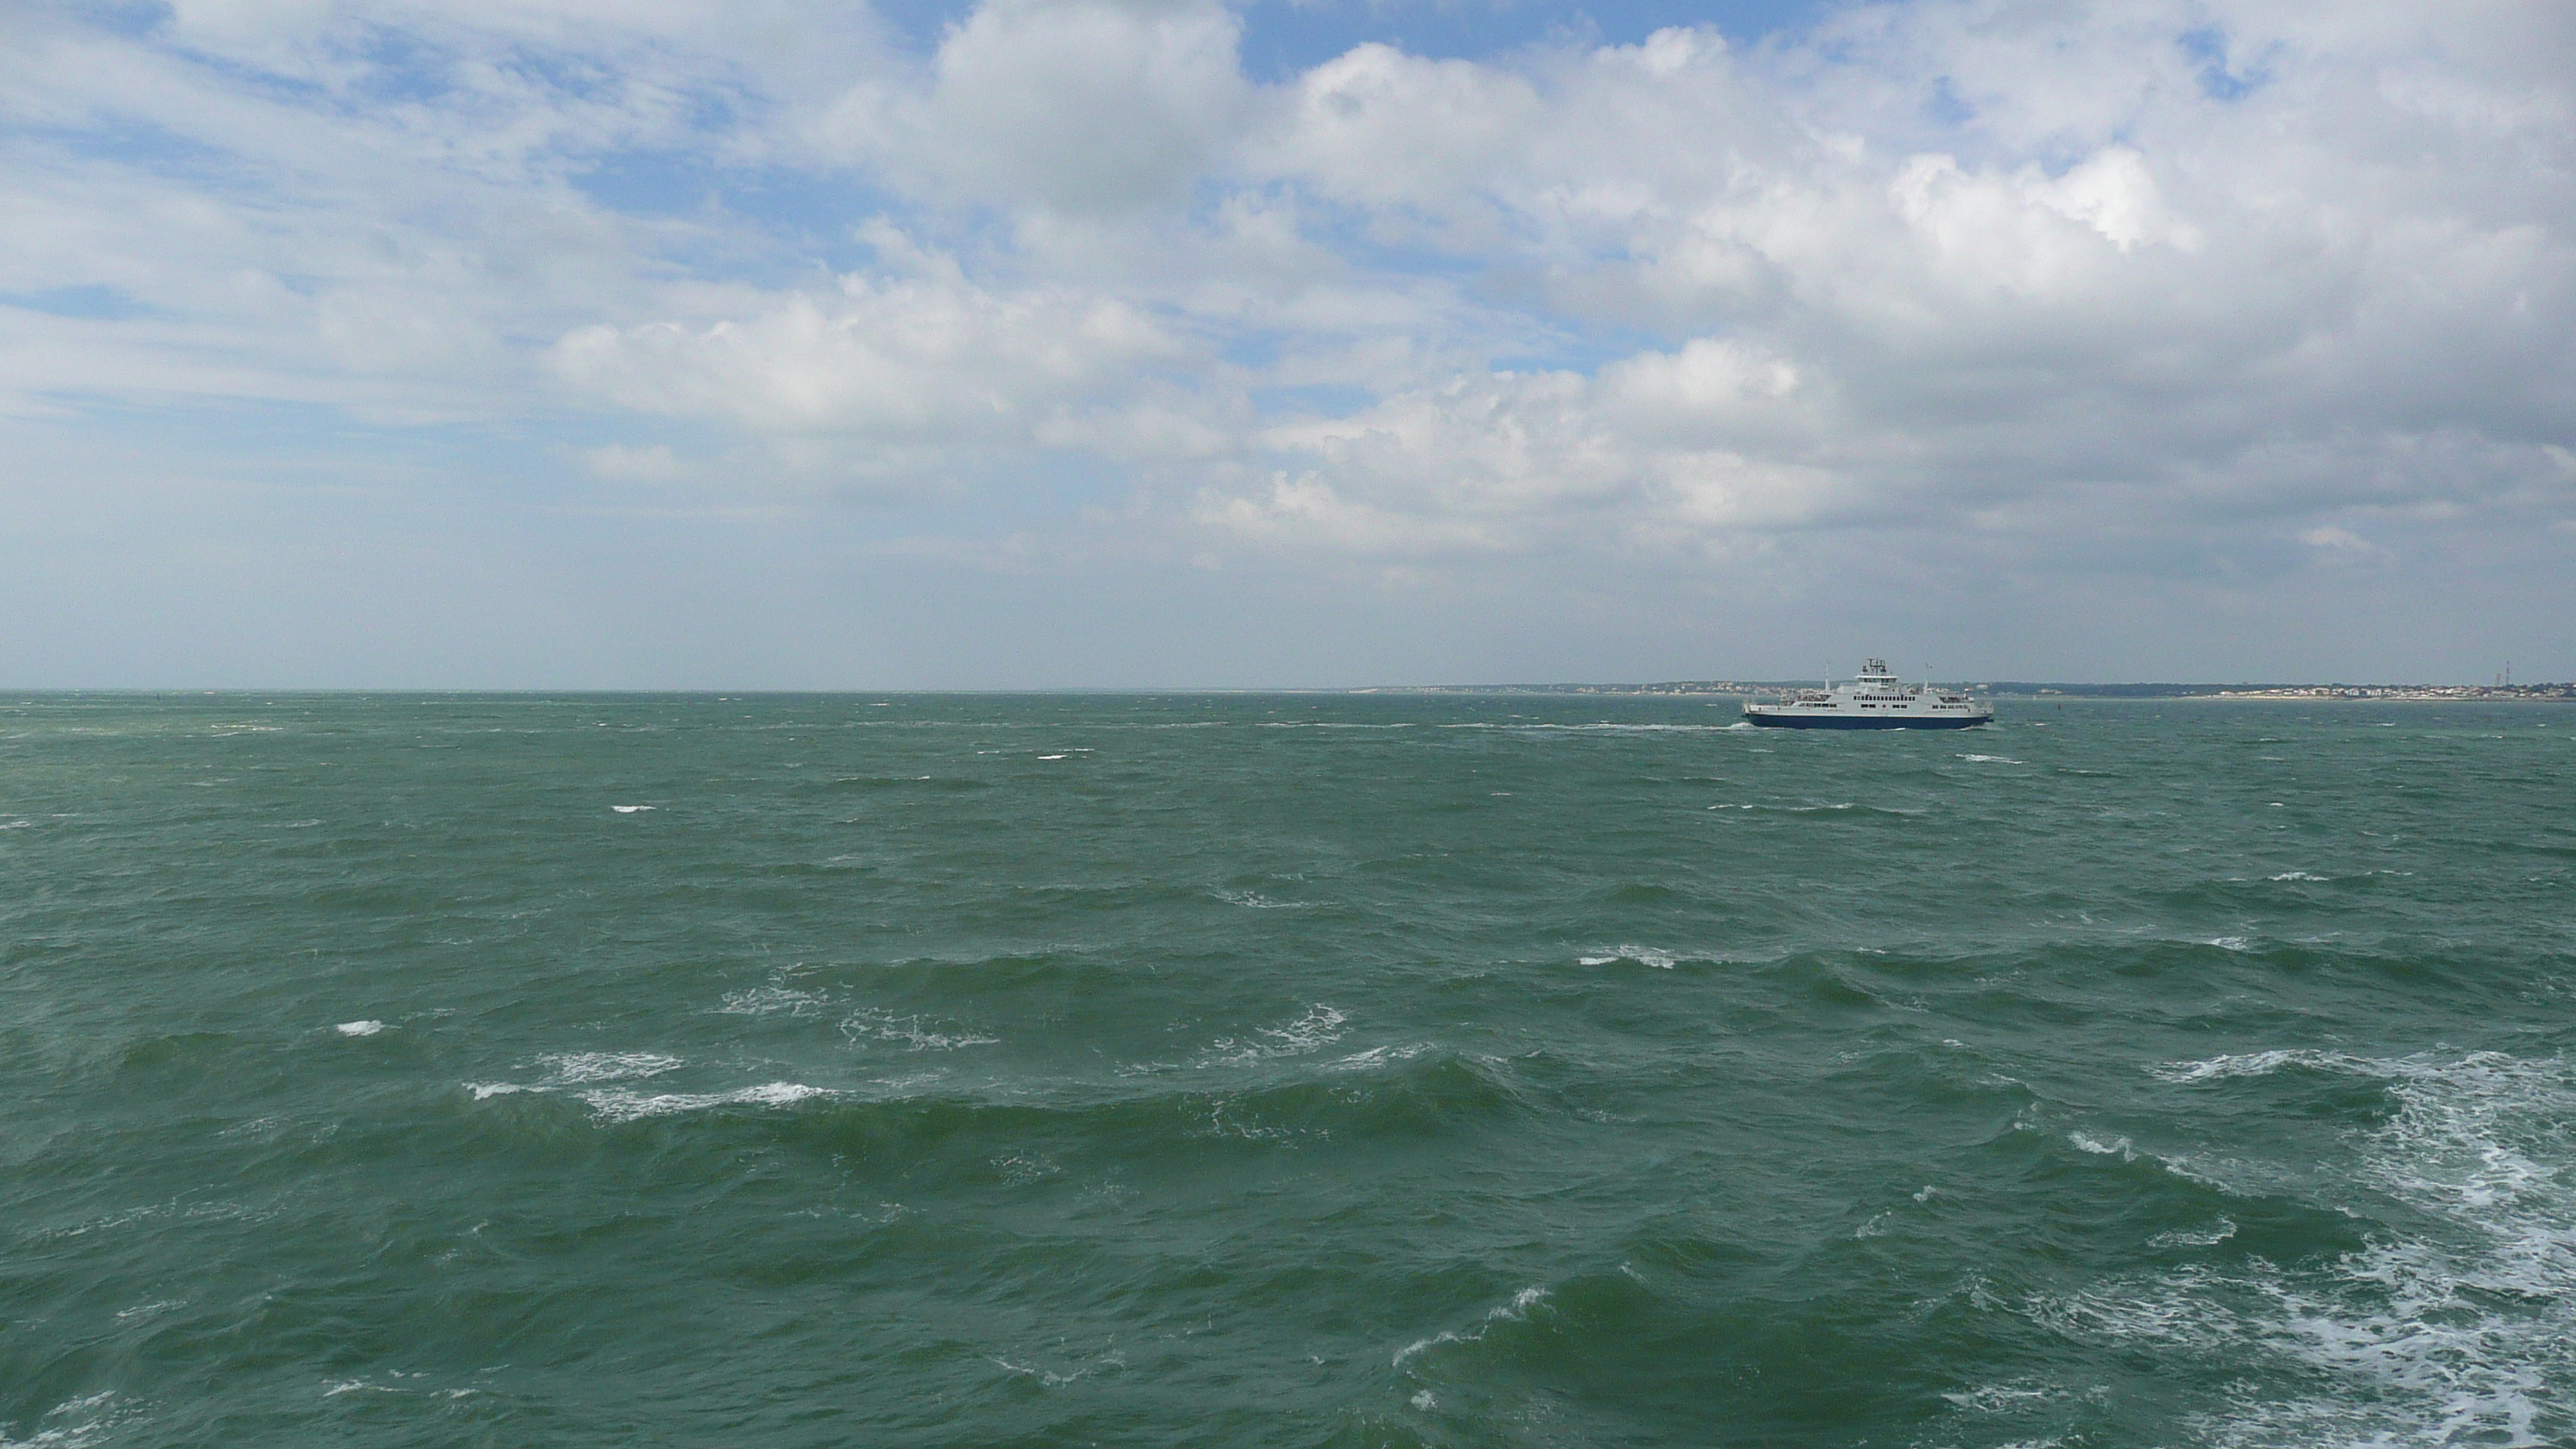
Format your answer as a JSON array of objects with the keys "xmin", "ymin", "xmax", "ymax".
[{"xmin": 1354, "ymin": 681, "xmax": 2576, "ymax": 701}]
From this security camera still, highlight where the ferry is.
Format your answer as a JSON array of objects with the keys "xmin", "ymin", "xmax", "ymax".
[{"xmin": 1743, "ymin": 659, "xmax": 1992, "ymax": 729}]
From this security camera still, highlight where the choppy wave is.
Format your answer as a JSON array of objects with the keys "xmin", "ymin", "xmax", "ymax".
[
  {"xmin": 1580, "ymin": 945, "xmax": 1677, "ymax": 969},
  {"xmin": 1395, "ymin": 1286, "xmax": 1550, "ymax": 1368},
  {"xmin": 466, "ymin": 1050, "xmax": 687, "ymax": 1101},
  {"xmin": 1708, "ymin": 801, "xmax": 1927, "ymax": 818},
  {"xmin": 0, "ymin": 1391, "xmax": 132, "ymax": 1448},
  {"xmin": 581, "ymin": 1081, "xmax": 835, "ymax": 1123},
  {"xmin": 15, "ymin": 691, "xmax": 2571, "ymax": 1448},
  {"xmin": 1191, "ymin": 1005, "xmax": 1347, "ymax": 1069},
  {"xmin": 538, "ymin": 1051, "xmax": 684, "ymax": 1084},
  {"xmin": 1213, "ymin": 888, "xmax": 1311, "ymax": 909},
  {"xmin": 718, "ymin": 985, "xmax": 827, "ymax": 1017},
  {"xmin": 2035, "ymin": 1050, "xmax": 2576, "ymax": 1446},
  {"xmin": 840, "ymin": 1007, "xmax": 999, "ymax": 1051}
]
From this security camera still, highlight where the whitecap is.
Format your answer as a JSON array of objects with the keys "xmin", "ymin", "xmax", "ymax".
[
  {"xmin": 985, "ymin": 1346, "xmax": 1125, "ymax": 1387},
  {"xmin": 841, "ymin": 1008, "xmax": 998, "ymax": 1051},
  {"xmin": 1958, "ymin": 754, "xmax": 2023, "ymax": 763},
  {"xmin": 17, "ymin": 1390, "xmax": 128, "ymax": 1444},
  {"xmin": 1394, "ymin": 1286, "xmax": 1548, "ymax": 1367},
  {"xmin": 1941, "ymin": 1379, "xmax": 2060, "ymax": 1413},
  {"xmin": 1323, "ymin": 1043, "xmax": 1432, "ymax": 1073},
  {"xmin": 1194, "ymin": 1005, "xmax": 1347, "ymax": 1068},
  {"xmin": 2149, "ymin": 1048, "xmax": 2368, "ymax": 1084},
  {"xmin": 581, "ymin": 1081, "xmax": 834, "ymax": 1123},
  {"xmin": 2267, "ymin": 870, "xmax": 2328, "ymax": 882},
  {"xmin": 2049, "ymin": 1050, "xmax": 2576, "ymax": 1446},
  {"xmin": 334, "ymin": 1019, "xmax": 385, "ymax": 1037},
  {"xmin": 719, "ymin": 986, "xmax": 827, "ymax": 1017},
  {"xmin": 1579, "ymin": 946, "xmax": 1677, "ymax": 969},
  {"xmin": 610, "ymin": 804, "xmax": 654, "ymax": 814},
  {"xmin": 1260, "ymin": 1005, "xmax": 1347, "ymax": 1050},
  {"xmin": 538, "ymin": 1051, "xmax": 683, "ymax": 1084},
  {"xmin": 2068, "ymin": 1131, "xmax": 2136, "ymax": 1160},
  {"xmin": 2147, "ymin": 1216, "xmax": 2237, "ymax": 1248},
  {"xmin": 1214, "ymin": 888, "xmax": 1310, "ymax": 909}
]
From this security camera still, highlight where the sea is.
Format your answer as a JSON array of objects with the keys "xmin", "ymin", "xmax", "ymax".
[{"xmin": 3, "ymin": 691, "xmax": 2571, "ymax": 1448}]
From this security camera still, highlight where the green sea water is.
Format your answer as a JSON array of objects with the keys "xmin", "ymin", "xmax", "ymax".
[{"xmin": 4, "ymin": 692, "xmax": 2573, "ymax": 1448}]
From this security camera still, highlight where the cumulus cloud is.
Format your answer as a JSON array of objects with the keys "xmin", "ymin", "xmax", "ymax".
[
  {"xmin": 553, "ymin": 228, "xmax": 1190, "ymax": 442},
  {"xmin": 5, "ymin": 0, "xmax": 2573, "ymax": 679},
  {"xmin": 810, "ymin": 0, "xmax": 1253, "ymax": 212},
  {"xmin": 1201, "ymin": 0, "xmax": 2571, "ymax": 570}
]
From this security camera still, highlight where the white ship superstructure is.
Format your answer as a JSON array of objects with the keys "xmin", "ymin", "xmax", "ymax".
[{"xmin": 1743, "ymin": 659, "xmax": 1992, "ymax": 729}]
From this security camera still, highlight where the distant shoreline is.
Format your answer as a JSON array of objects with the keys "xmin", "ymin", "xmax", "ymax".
[
  {"xmin": 1356, "ymin": 683, "xmax": 2576, "ymax": 701},
  {"xmin": 3, "ymin": 683, "xmax": 2568, "ymax": 701}
]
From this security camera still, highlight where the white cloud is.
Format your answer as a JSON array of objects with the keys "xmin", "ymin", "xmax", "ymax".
[
  {"xmin": 5, "ymin": 0, "xmax": 2574, "ymax": 680},
  {"xmin": 552, "ymin": 230, "xmax": 1193, "ymax": 446},
  {"xmin": 807, "ymin": 0, "xmax": 1251, "ymax": 212}
]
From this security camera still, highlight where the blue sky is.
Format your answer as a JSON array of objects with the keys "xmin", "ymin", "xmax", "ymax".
[{"xmin": 3, "ymin": 0, "xmax": 2571, "ymax": 686}]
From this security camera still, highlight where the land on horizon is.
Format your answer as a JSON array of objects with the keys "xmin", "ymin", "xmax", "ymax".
[
  {"xmin": 6, "ymin": 680, "xmax": 2574, "ymax": 700},
  {"xmin": 1362, "ymin": 681, "xmax": 2576, "ymax": 701}
]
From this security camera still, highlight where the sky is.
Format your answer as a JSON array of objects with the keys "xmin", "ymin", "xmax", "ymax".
[{"xmin": 3, "ymin": 0, "xmax": 2571, "ymax": 687}]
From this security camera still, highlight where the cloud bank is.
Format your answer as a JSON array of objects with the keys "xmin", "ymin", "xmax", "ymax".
[{"xmin": 4, "ymin": 0, "xmax": 2571, "ymax": 683}]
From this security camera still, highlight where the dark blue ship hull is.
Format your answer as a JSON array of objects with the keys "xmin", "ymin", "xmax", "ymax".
[{"xmin": 1744, "ymin": 713, "xmax": 1989, "ymax": 729}]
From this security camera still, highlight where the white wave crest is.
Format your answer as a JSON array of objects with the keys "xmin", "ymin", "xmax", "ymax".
[
  {"xmin": 581, "ymin": 1081, "xmax": 834, "ymax": 1123},
  {"xmin": 840, "ymin": 1008, "xmax": 998, "ymax": 1051},
  {"xmin": 0, "ymin": 1390, "xmax": 131, "ymax": 1448},
  {"xmin": 539, "ymin": 1051, "xmax": 683, "ymax": 1084},
  {"xmin": 1394, "ymin": 1286, "xmax": 1549, "ymax": 1367},
  {"xmin": 2038, "ymin": 1051, "xmax": 2576, "ymax": 1446},
  {"xmin": 2067, "ymin": 1131, "xmax": 2137, "ymax": 1161},
  {"xmin": 1942, "ymin": 1379, "xmax": 2060, "ymax": 1413},
  {"xmin": 719, "ymin": 986, "xmax": 827, "ymax": 1017},
  {"xmin": 2150, "ymin": 1048, "xmax": 2386, "ymax": 1084},
  {"xmin": 1197, "ymin": 1005, "xmax": 1347, "ymax": 1068},
  {"xmin": 1214, "ymin": 888, "xmax": 1310, "ymax": 909},
  {"xmin": 2148, "ymin": 1217, "xmax": 2238, "ymax": 1248},
  {"xmin": 1322, "ymin": 1043, "xmax": 1432, "ymax": 1073},
  {"xmin": 334, "ymin": 1019, "xmax": 385, "ymax": 1037},
  {"xmin": 1580, "ymin": 946, "xmax": 1677, "ymax": 969}
]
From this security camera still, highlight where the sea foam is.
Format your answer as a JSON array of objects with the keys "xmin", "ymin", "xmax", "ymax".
[
  {"xmin": 2036, "ymin": 1050, "xmax": 2576, "ymax": 1446},
  {"xmin": 1394, "ymin": 1285, "xmax": 1550, "ymax": 1368},
  {"xmin": 581, "ymin": 1081, "xmax": 834, "ymax": 1123}
]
